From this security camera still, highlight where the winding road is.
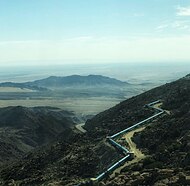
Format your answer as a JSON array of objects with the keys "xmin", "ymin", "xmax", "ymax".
[
  {"xmin": 75, "ymin": 123, "xmax": 87, "ymax": 133},
  {"xmin": 76, "ymin": 100, "xmax": 169, "ymax": 185},
  {"xmin": 110, "ymin": 126, "xmax": 146, "ymax": 178},
  {"xmin": 125, "ymin": 127, "xmax": 146, "ymax": 160}
]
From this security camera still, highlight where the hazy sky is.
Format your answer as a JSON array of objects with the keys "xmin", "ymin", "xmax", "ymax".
[{"xmin": 0, "ymin": 0, "xmax": 190, "ymax": 66}]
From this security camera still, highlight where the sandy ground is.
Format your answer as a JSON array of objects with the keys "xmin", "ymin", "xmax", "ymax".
[
  {"xmin": 124, "ymin": 127, "xmax": 146, "ymax": 160},
  {"xmin": 110, "ymin": 127, "xmax": 146, "ymax": 177},
  {"xmin": 0, "ymin": 97, "xmax": 121, "ymax": 115},
  {"xmin": 154, "ymin": 103, "xmax": 171, "ymax": 115}
]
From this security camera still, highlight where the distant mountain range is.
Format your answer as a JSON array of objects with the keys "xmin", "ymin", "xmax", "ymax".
[{"xmin": 0, "ymin": 75, "xmax": 128, "ymax": 90}]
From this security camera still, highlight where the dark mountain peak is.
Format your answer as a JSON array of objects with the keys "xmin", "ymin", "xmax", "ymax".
[
  {"xmin": 30, "ymin": 74, "xmax": 128, "ymax": 88},
  {"xmin": 87, "ymin": 74, "xmax": 105, "ymax": 78},
  {"xmin": 46, "ymin": 75, "xmax": 58, "ymax": 79}
]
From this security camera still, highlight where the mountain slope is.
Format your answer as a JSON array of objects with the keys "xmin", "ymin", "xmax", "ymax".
[
  {"xmin": 0, "ymin": 129, "xmax": 121, "ymax": 185},
  {"xmin": 0, "ymin": 74, "xmax": 189, "ymax": 185},
  {"xmin": 0, "ymin": 106, "xmax": 76, "ymax": 165},
  {"xmin": 101, "ymin": 74, "xmax": 190, "ymax": 185},
  {"xmin": 85, "ymin": 74, "xmax": 190, "ymax": 136}
]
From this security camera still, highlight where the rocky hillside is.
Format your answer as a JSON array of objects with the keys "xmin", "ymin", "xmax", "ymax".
[
  {"xmin": 0, "ymin": 129, "xmax": 121, "ymax": 185},
  {"xmin": 0, "ymin": 74, "xmax": 189, "ymax": 185},
  {"xmin": 0, "ymin": 106, "xmax": 76, "ymax": 165},
  {"xmin": 101, "ymin": 74, "xmax": 190, "ymax": 185},
  {"xmin": 85, "ymin": 74, "xmax": 190, "ymax": 136}
]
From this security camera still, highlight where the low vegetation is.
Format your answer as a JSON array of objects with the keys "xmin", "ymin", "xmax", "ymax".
[{"xmin": 0, "ymin": 74, "xmax": 189, "ymax": 185}]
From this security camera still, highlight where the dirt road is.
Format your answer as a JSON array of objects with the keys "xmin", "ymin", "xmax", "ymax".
[
  {"xmin": 75, "ymin": 123, "xmax": 87, "ymax": 133},
  {"xmin": 111, "ymin": 126, "xmax": 146, "ymax": 177}
]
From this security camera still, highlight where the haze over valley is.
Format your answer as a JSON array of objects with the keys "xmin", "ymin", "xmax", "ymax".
[{"xmin": 0, "ymin": 63, "xmax": 189, "ymax": 117}]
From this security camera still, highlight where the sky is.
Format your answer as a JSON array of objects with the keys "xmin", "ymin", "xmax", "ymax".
[{"xmin": 0, "ymin": 0, "xmax": 190, "ymax": 66}]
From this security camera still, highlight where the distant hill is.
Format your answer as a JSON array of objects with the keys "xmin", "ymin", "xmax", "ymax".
[
  {"xmin": 28, "ymin": 75, "xmax": 128, "ymax": 88},
  {"xmin": 0, "ymin": 75, "xmax": 128, "ymax": 91}
]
